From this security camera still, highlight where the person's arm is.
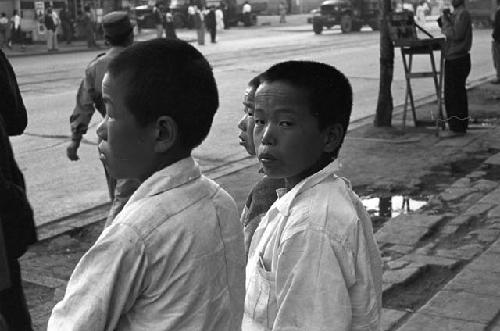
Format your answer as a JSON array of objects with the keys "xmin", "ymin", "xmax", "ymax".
[
  {"xmin": 70, "ymin": 68, "xmax": 97, "ymax": 141},
  {"xmin": 273, "ymin": 221, "xmax": 380, "ymax": 331},
  {"xmin": 441, "ymin": 10, "xmax": 471, "ymax": 41},
  {"xmin": 47, "ymin": 224, "xmax": 148, "ymax": 331},
  {"xmin": 0, "ymin": 51, "xmax": 27, "ymax": 136},
  {"xmin": 493, "ymin": 9, "xmax": 500, "ymax": 41}
]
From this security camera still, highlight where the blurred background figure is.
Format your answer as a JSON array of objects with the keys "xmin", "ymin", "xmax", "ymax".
[
  {"xmin": 44, "ymin": 7, "xmax": 59, "ymax": 52},
  {"xmin": 216, "ymin": 6, "xmax": 224, "ymax": 31},
  {"xmin": 206, "ymin": 6, "xmax": 217, "ymax": 43},
  {"xmin": 492, "ymin": 0, "xmax": 500, "ymax": 84},
  {"xmin": 164, "ymin": 7, "xmax": 177, "ymax": 39},
  {"xmin": 0, "ymin": 13, "xmax": 10, "ymax": 49},
  {"xmin": 153, "ymin": 2, "xmax": 163, "ymax": 38},
  {"xmin": 195, "ymin": 4, "xmax": 205, "ymax": 45},
  {"xmin": 59, "ymin": 4, "xmax": 73, "ymax": 44},
  {"xmin": 279, "ymin": 1, "xmax": 287, "ymax": 23}
]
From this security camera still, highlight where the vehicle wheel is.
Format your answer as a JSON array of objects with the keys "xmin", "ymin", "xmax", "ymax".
[
  {"xmin": 313, "ymin": 22, "xmax": 323, "ymax": 34},
  {"xmin": 340, "ymin": 15, "xmax": 353, "ymax": 33},
  {"xmin": 369, "ymin": 19, "xmax": 380, "ymax": 31},
  {"xmin": 352, "ymin": 21, "xmax": 363, "ymax": 31}
]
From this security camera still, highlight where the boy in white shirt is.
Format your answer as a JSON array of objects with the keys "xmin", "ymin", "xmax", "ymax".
[
  {"xmin": 48, "ymin": 39, "xmax": 245, "ymax": 331},
  {"xmin": 243, "ymin": 61, "xmax": 382, "ymax": 331}
]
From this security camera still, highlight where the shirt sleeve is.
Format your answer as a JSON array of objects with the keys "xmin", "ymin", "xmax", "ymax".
[
  {"xmin": 273, "ymin": 227, "xmax": 354, "ymax": 331},
  {"xmin": 47, "ymin": 224, "xmax": 148, "ymax": 331},
  {"xmin": 441, "ymin": 10, "xmax": 471, "ymax": 41},
  {"xmin": 70, "ymin": 68, "xmax": 97, "ymax": 141}
]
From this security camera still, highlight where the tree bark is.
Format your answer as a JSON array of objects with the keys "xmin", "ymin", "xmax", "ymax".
[{"xmin": 374, "ymin": 0, "xmax": 394, "ymax": 127}]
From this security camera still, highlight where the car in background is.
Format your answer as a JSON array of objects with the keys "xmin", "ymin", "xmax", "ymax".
[{"xmin": 307, "ymin": 8, "xmax": 319, "ymax": 23}]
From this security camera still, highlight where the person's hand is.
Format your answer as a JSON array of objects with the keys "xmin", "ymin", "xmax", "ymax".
[{"xmin": 66, "ymin": 140, "xmax": 80, "ymax": 161}]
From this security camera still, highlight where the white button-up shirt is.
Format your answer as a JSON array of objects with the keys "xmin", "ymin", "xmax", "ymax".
[
  {"xmin": 48, "ymin": 157, "xmax": 246, "ymax": 331},
  {"xmin": 243, "ymin": 162, "xmax": 382, "ymax": 331}
]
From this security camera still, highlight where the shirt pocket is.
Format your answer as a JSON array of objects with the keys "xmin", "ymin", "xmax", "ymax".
[{"xmin": 245, "ymin": 259, "xmax": 277, "ymax": 330}]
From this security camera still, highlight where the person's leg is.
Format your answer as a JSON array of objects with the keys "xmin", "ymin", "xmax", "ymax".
[
  {"xmin": 445, "ymin": 56, "xmax": 469, "ymax": 133},
  {"xmin": 493, "ymin": 41, "xmax": 500, "ymax": 82},
  {"xmin": 53, "ymin": 29, "xmax": 58, "ymax": 49},
  {"xmin": 0, "ymin": 259, "xmax": 33, "ymax": 331},
  {"xmin": 47, "ymin": 29, "xmax": 53, "ymax": 50}
]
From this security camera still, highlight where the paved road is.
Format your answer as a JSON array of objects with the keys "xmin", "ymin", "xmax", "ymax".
[{"xmin": 8, "ymin": 24, "xmax": 496, "ymax": 226}]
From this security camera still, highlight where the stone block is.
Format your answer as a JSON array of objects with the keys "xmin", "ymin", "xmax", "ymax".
[
  {"xmin": 387, "ymin": 259, "xmax": 409, "ymax": 270},
  {"xmin": 435, "ymin": 244, "xmax": 483, "ymax": 260},
  {"xmin": 419, "ymin": 290, "xmax": 500, "ymax": 323},
  {"xmin": 449, "ymin": 215, "xmax": 474, "ymax": 226},
  {"xmin": 440, "ymin": 187, "xmax": 476, "ymax": 202},
  {"xmin": 469, "ymin": 228, "xmax": 500, "ymax": 243},
  {"xmin": 398, "ymin": 313, "xmax": 486, "ymax": 331},
  {"xmin": 464, "ymin": 203, "xmax": 494, "ymax": 216},
  {"xmin": 488, "ymin": 205, "xmax": 500, "ymax": 218},
  {"xmin": 440, "ymin": 225, "xmax": 460, "ymax": 236},
  {"xmin": 383, "ymin": 264, "xmax": 422, "ymax": 285},
  {"xmin": 445, "ymin": 267, "xmax": 500, "ymax": 297},
  {"xmin": 473, "ymin": 179, "xmax": 498, "ymax": 192},
  {"xmin": 376, "ymin": 224, "xmax": 430, "ymax": 246},
  {"xmin": 402, "ymin": 254, "xmax": 458, "ymax": 268},
  {"xmin": 381, "ymin": 309, "xmax": 406, "ymax": 331},
  {"xmin": 467, "ymin": 170, "xmax": 487, "ymax": 180},
  {"xmin": 468, "ymin": 252, "xmax": 500, "ymax": 273},
  {"xmin": 485, "ymin": 152, "xmax": 500, "ymax": 165}
]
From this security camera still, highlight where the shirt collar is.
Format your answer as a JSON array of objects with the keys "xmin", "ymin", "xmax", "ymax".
[
  {"xmin": 274, "ymin": 160, "xmax": 341, "ymax": 217},
  {"xmin": 127, "ymin": 156, "xmax": 201, "ymax": 205}
]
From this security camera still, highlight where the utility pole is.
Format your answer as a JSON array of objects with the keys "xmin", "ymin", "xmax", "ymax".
[{"xmin": 374, "ymin": 0, "xmax": 394, "ymax": 127}]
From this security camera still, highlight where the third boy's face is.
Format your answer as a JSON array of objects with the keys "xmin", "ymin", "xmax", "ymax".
[
  {"xmin": 237, "ymin": 87, "xmax": 256, "ymax": 155},
  {"xmin": 253, "ymin": 81, "xmax": 328, "ymax": 187}
]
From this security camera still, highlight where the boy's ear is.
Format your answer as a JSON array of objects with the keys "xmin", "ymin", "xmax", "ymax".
[
  {"xmin": 322, "ymin": 123, "xmax": 344, "ymax": 153},
  {"xmin": 154, "ymin": 115, "xmax": 178, "ymax": 153}
]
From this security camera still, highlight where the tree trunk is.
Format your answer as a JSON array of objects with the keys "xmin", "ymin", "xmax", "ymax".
[{"xmin": 374, "ymin": 0, "xmax": 394, "ymax": 127}]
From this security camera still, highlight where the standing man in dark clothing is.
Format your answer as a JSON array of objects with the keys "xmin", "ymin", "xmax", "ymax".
[
  {"xmin": 206, "ymin": 6, "xmax": 217, "ymax": 43},
  {"xmin": 0, "ymin": 48, "xmax": 38, "ymax": 331},
  {"xmin": 492, "ymin": 0, "xmax": 500, "ymax": 84},
  {"xmin": 67, "ymin": 11, "xmax": 140, "ymax": 226},
  {"xmin": 59, "ymin": 4, "xmax": 73, "ymax": 44},
  {"xmin": 440, "ymin": 0, "xmax": 472, "ymax": 136}
]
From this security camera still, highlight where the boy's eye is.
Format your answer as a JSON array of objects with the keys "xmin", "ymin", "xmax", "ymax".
[
  {"xmin": 280, "ymin": 121, "xmax": 293, "ymax": 127},
  {"xmin": 247, "ymin": 110, "xmax": 254, "ymax": 117}
]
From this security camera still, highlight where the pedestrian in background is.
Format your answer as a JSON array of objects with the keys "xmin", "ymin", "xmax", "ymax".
[
  {"xmin": 279, "ymin": 2, "xmax": 287, "ymax": 23},
  {"xmin": 439, "ymin": 0, "xmax": 472, "ymax": 136},
  {"xmin": 49, "ymin": 38, "xmax": 245, "ymax": 331},
  {"xmin": 0, "ymin": 13, "xmax": 10, "ymax": 49},
  {"xmin": 9, "ymin": 10, "xmax": 21, "ymax": 47},
  {"xmin": 242, "ymin": 1, "xmax": 252, "ymax": 26},
  {"xmin": 0, "ymin": 48, "xmax": 38, "ymax": 331},
  {"xmin": 153, "ymin": 2, "xmax": 163, "ymax": 38},
  {"xmin": 164, "ymin": 7, "xmax": 177, "ymax": 39},
  {"xmin": 59, "ymin": 4, "xmax": 73, "ymax": 44},
  {"xmin": 195, "ymin": 4, "xmax": 205, "ymax": 45},
  {"xmin": 187, "ymin": 4, "xmax": 196, "ymax": 29},
  {"xmin": 66, "ymin": 11, "xmax": 140, "ymax": 226},
  {"xmin": 492, "ymin": 0, "xmax": 500, "ymax": 84},
  {"xmin": 216, "ymin": 6, "xmax": 224, "ymax": 31},
  {"xmin": 44, "ymin": 7, "xmax": 59, "ymax": 52},
  {"xmin": 206, "ymin": 6, "xmax": 217, "ymax": 43},
  {"xmin": 83, "ymin": 5, "xmax": 96, "ymax": 48}
]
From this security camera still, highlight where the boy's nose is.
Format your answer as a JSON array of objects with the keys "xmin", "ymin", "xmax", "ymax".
[
  {"xmin": 96, "ymin": 118, "xmax": 108, "ymax": 141},
  {"xmin": 261, "ymin": 124, "xmax": 276, "ymax": 146},
  {"xmin": 237, "ymin": 114, "xmax": 248, "ymax": 131}
]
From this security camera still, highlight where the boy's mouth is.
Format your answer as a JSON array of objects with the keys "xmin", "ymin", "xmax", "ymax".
[{"xmin": 258, "ymin": 152, "xmax": 277, "ymax": 163}]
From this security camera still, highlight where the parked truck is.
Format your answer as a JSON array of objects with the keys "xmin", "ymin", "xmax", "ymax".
[{"xmin": 312, "ymin": 0, "xmax": 380, "ymax": 33}]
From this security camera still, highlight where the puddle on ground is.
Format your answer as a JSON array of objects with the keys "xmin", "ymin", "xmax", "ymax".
[{"xmin": 362, "ymin": 195, "xmax": 428, "ymax": 218}]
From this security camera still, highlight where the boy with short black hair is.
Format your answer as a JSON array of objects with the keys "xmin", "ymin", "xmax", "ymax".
[
  {"xmin": 48, "ymin": 39, "xmax": 245, "ymax": 331},
  {"xmin": 243, "ymin": 60, "xmax": 382, "ymax": 330}
]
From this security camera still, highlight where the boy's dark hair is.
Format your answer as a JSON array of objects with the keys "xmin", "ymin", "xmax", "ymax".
[
  {"xmin": 260, "ymin": 60, "xmax": 352, "ymax": 158},
  {"xmin": 248, "ymin": 74, "xmax": 261, "ymax": 90},
  {"xmin": 107, "ymin": 38, "xmax": 219, "ymax": 151}
]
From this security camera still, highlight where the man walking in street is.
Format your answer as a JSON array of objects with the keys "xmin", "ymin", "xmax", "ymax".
[
  {"xmin": 206, "ymin": 6, "xmax": 217, "ymax": 43},
  {"xmin": 44, "ymin": 7, "xmax": 59, "ymax": 52},
  {"xmin": 59, "ymin": 4, "xmax": 73, "ymax": 44},
  {"xmin": 67, "ymin": 11, "xmax": 140, "ymax": 226},
  {"xmin": 83, "ymin": 5, "xmax": 96, "ymax": 48},
  {"xmin": 153, "ymin": 2, "xmax": 163, "ymax": 38},
  {"xmin": 492, "ymin": 0, "xmax": 500, "ymax": 84},
  {"xmin": 439, "ymin": 0, "xmax": 472, "ymax": 137},
  {"xmin": 242, "ymin": 1, "xmax": 252, "ymax": 26}
]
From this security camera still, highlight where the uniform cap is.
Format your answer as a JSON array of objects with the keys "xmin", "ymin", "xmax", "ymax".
[{"xmin": 102, "ymin": 11, "xmax": 133, "ymax": 38}]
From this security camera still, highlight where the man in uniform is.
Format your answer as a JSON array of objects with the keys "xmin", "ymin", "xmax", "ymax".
[{"xmin": 66, "ymin": 11, "xmax": 140, "ymax": 226}]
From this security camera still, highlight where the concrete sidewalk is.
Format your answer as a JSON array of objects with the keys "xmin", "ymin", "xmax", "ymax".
[{"xmin": 17, "ymin": 78, "xmax": 500, "ymax": 330}]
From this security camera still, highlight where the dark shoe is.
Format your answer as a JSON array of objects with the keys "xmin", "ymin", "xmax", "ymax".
[{"xmin": 491, "ymin": 79, "xmax": 500, "ymax": 84}]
